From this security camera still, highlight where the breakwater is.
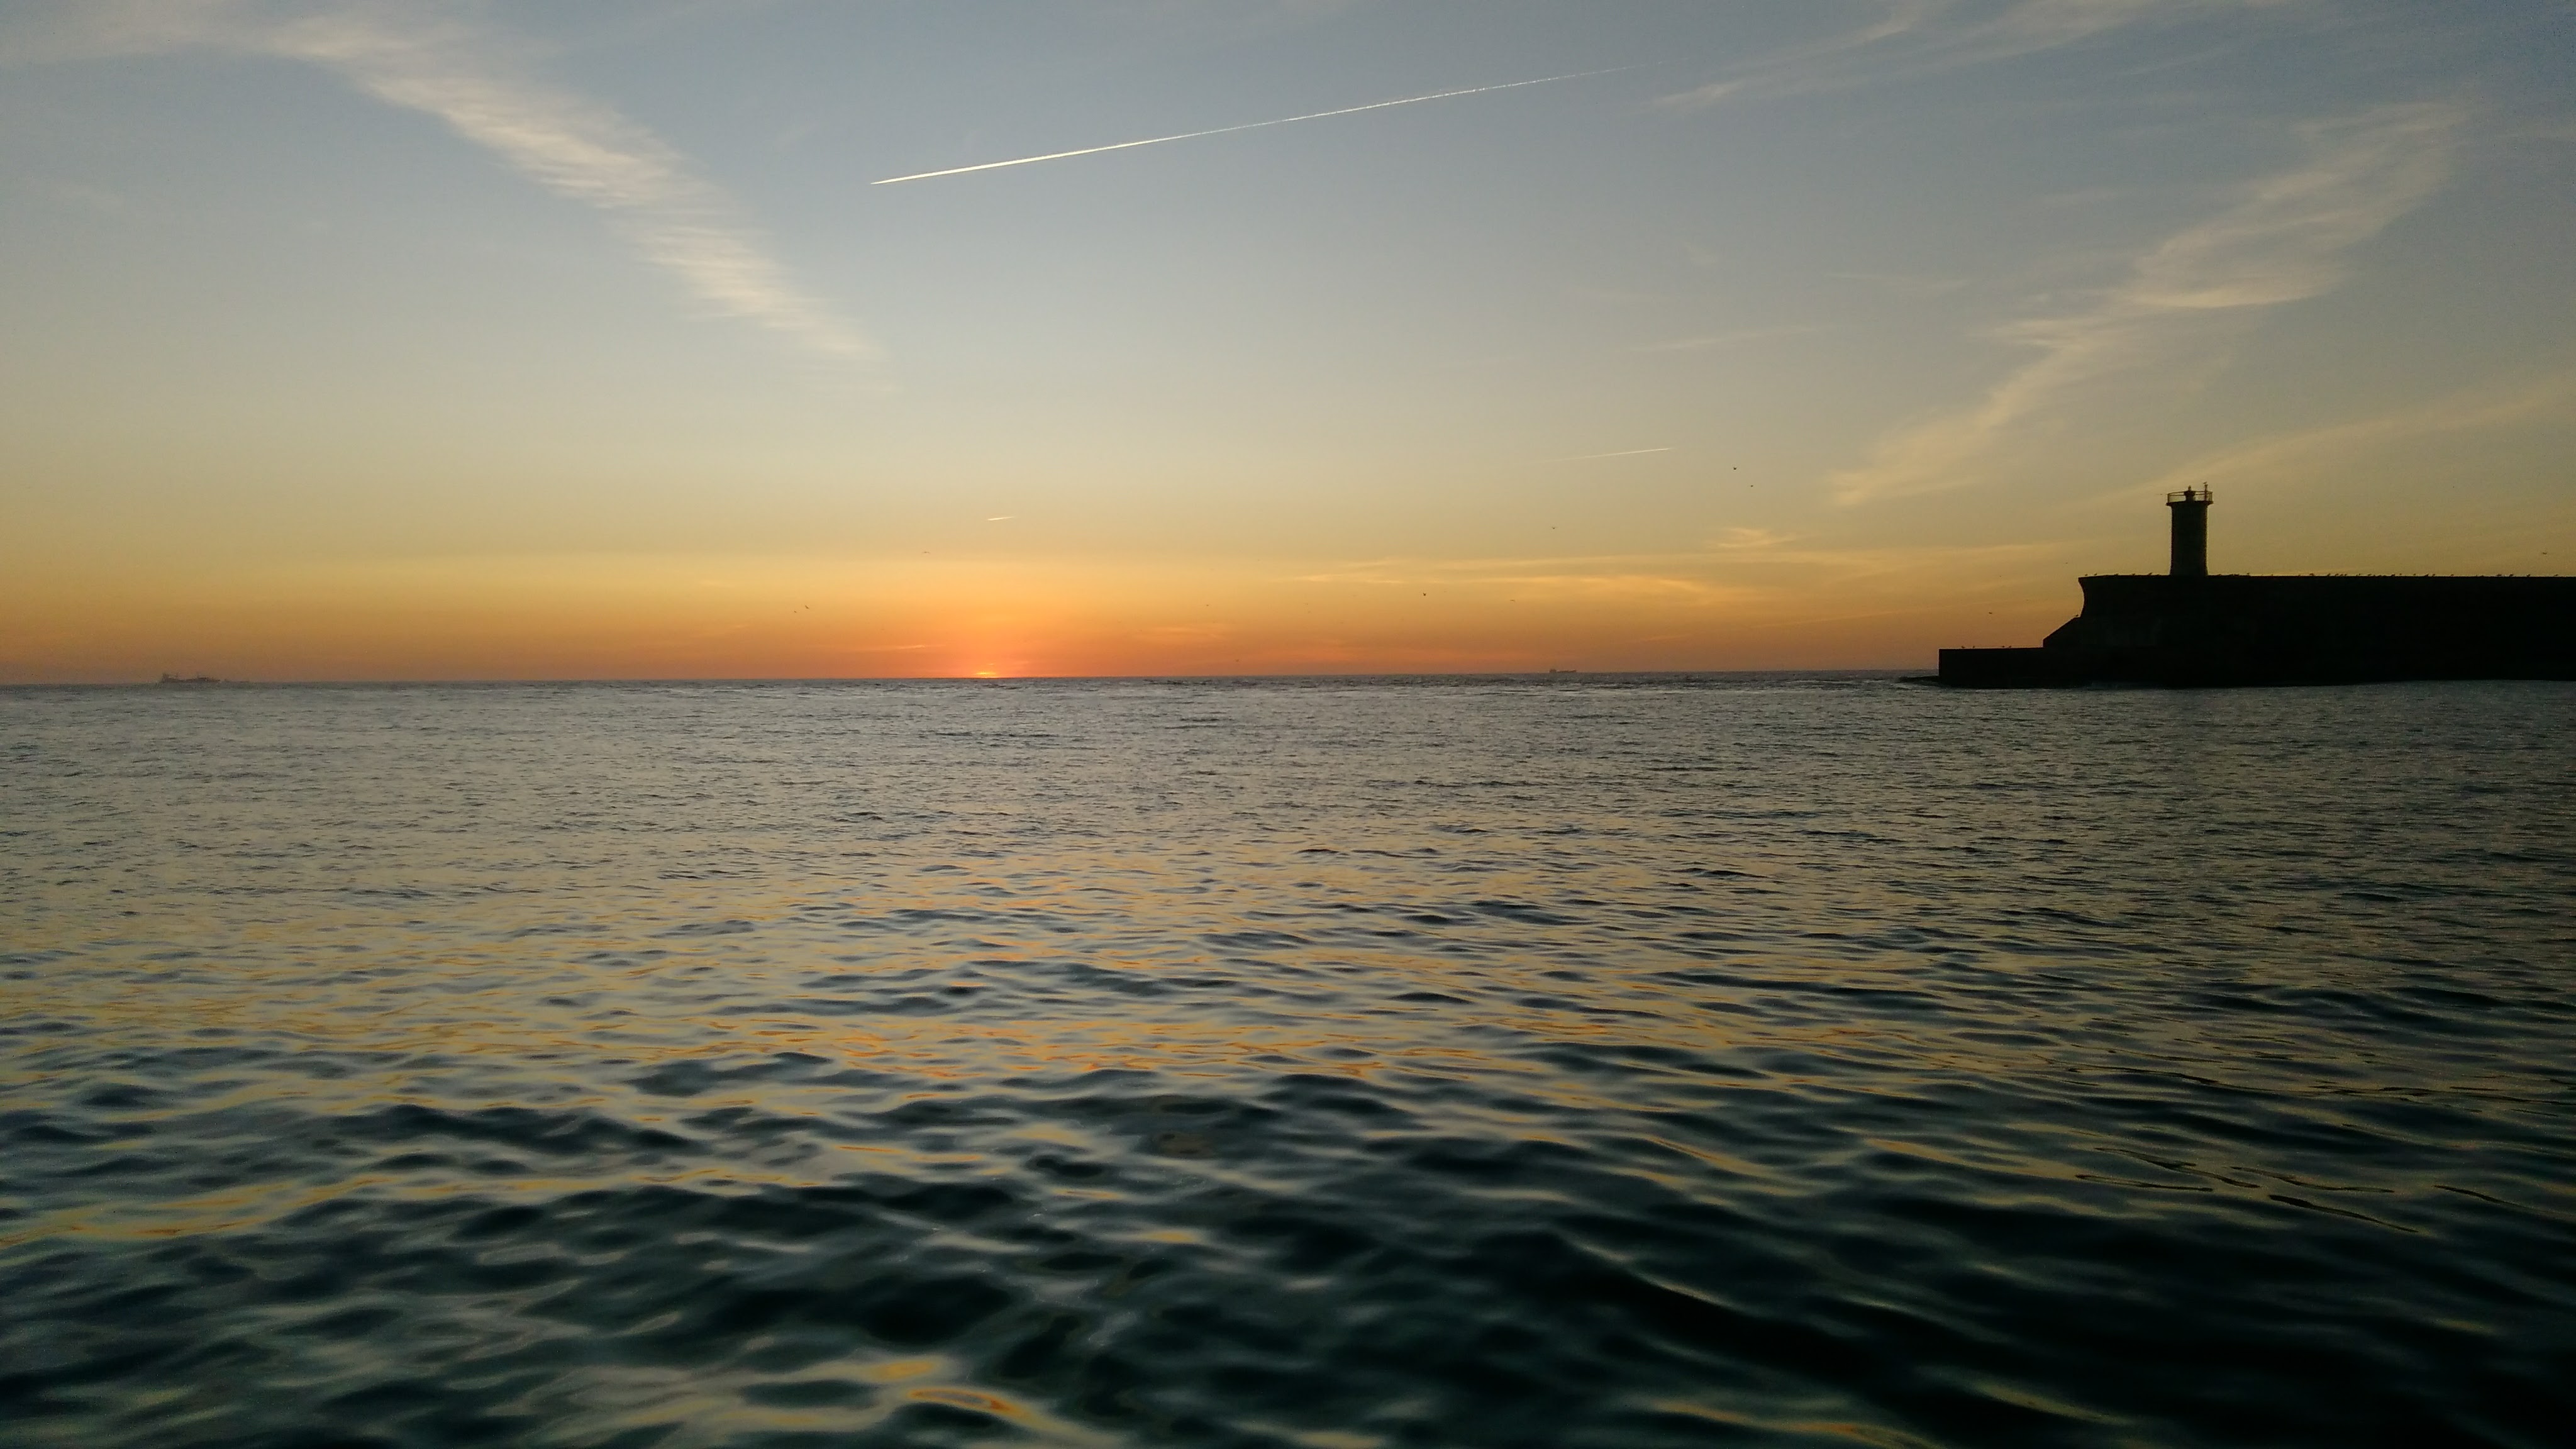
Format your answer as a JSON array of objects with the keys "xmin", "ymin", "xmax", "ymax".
[
  {"xmin": 1941, "ymin": 487, "xmax": 2576, "ymax": 686},
  {"xmin": 1943, "ymin": 573, "xmax": 2576, "ymax": 687}
]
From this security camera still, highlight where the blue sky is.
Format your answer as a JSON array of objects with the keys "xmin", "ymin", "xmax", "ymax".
[{"xmin": 4, "ymin": 1, "xmax": 2572, "ymax": 679}]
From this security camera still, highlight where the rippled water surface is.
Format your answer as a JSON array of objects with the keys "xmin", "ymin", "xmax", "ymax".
[{"xmin": 3, "ymin": 677, "xmax": 2572, "ymax": 1448}]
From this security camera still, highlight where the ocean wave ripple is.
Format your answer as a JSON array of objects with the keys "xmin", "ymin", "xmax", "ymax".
[{"xmin": 3, "ymin": 677, "xmax": 2573, "ymax": 1448}]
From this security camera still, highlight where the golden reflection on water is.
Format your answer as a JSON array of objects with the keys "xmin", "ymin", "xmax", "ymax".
[
  {"xmin": 485, "ymin": 1357, "xmax": 1113, "ymax": 1449},
  {"xmin": 9, "ymin": 870, "xmax": 1814, "ymax": 1076},
  {"xmin": 9, "ymin": 681, "xmax": 2575, "ymax": 1449}
]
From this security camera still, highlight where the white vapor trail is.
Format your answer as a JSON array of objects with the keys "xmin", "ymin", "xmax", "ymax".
[
  {"xmin": 875, "ymin": 67, "xmax": 1641, "ymax": 186},
  {"xmin": 1655, "ymin": 0, "xmax": 2256, "ymax": 113}
]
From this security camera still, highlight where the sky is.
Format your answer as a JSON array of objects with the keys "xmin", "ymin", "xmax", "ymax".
[{"xmin": 3, "ymin": 0, "xmax": 2573, "ymax": 682}]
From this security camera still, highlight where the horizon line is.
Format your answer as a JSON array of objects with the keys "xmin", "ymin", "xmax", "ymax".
[{"xmin": 6, "ymin": 667, "xmax": 1930, "ymax": 688}]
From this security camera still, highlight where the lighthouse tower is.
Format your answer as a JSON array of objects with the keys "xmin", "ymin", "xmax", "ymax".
[{"xmin": 2167, "ymin": 486, "xmax": 2212, "ymax": 578}]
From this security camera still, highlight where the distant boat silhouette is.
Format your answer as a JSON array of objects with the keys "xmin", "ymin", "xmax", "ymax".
[{"xmin": 157, "ymin": 674, "xmax": 222, "ymax": 686}]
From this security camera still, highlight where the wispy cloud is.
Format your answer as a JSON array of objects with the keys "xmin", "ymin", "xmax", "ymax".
[
  {"xmin": 1655, "ymin": 0, "xmax": 1936, "ymax": 111},
  {"xmin": 15, "ymin": 1, "xmax": 870, "ymax": 360},
  {"xmin": 1283, "ymin": 538, "xmax": 2077, "ymax": 606},
  {"xmin": 2135, "ymin": 369, "xmax": 2576, "ymax": 497},
  {"xmin": 1290, "ymin": 557, "xmax": 1755, "ymax": 606},
  {"xmin": 1831, "ymin": 102, "xmax": 2463, "ymax": 503},
  {"xmin": 1713, "ymin": 527, "xmax": 1796, "ymax": 550},
  {"xmin": 1657, "ymin": 0, "xmax": 2268, "ymax": 112}
]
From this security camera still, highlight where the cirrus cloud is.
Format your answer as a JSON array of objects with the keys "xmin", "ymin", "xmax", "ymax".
[
  {"xmin": 6, "ymin": 1, "xmax": 873, "ymax": 362},
  {"xmin": 1831, "ymin": 102, "xmax": 2463, "ymax": 503}
]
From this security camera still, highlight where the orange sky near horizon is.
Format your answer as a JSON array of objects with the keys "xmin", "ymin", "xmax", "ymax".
[{"xmin": 4, "ymin": 548, "xmax": 2088, "ymax": 682}]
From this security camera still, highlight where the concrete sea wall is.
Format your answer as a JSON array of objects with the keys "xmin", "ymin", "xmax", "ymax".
[{"xmin": 1940, "ymin": 575, "xmax": 2576, "ymax": 687}]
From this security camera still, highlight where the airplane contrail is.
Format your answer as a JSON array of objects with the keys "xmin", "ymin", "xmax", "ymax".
[
  {"xmin": 1538, "ymin": 447, "xmax": 1674, "ymax": 464},
  {"xmin": 874, "ymin": 66, "xmax": 1644, "ymax": 186}
]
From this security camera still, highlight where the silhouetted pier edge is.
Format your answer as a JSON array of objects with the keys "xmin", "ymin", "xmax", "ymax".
[{"xmin": 1940, "ymin": 489, "xmax": 2576, "ymax": 687}]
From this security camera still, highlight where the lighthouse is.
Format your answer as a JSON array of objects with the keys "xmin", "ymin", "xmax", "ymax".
[
  {"xmin": 2167, "ymin": 486, "xmax": 2212, "ymax": 578},
  {"xmin": 1940, "ymin": 485, "xmax": 2576, "ymax": 686}
]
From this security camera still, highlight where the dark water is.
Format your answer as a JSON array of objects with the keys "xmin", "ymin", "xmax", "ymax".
[{"xmin": 3, "ymin": 677, "xmax": 2571, "ymax": 1448}]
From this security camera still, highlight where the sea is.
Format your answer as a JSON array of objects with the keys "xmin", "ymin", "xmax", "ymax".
[{"xmin": 2, "ymin": 675, "xmax": 2570, "ymax": 1449}]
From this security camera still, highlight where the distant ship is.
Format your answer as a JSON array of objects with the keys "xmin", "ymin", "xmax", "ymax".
[
  {"xmin": 1940, "ymin": 490, "xmax": 2576, "ymax": 687},
  {"xmin": 157, "ymin": 674, "xmax": 223, "ymax": 686}
]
